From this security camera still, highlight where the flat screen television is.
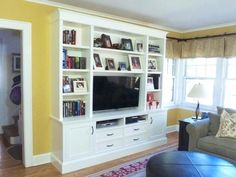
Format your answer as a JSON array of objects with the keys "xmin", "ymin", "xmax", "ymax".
[{"xmin": 93, "ymin": 76, "xmax": 140, "ymax": 111}]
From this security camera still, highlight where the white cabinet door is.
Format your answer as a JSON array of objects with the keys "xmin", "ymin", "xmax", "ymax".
[
  {"xmin": 64, "ymin": 122, "xmax": 95, "ymax": 161},
  {"xmin": 148, "ymin": 111, "xmax": 167, "ymax": 140}
]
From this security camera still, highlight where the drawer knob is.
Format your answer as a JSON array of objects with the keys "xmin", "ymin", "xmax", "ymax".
[
  {"xmin": 107, "ymin": 133, "xmax": 114, "ymax": 136},
  {"xmin": 133, "ymin": 138, "xmax": 139, "ymax": 141},
  {"xmin": 106, "ymin": 144, "xmax": 114, "ymax": 147},
  {"xmin": 134, "ymin": 128, "xmax": 139, "ymax": 131}
]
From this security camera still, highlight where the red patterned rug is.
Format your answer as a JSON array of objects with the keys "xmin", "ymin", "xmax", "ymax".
[{"xmin": 87, "ymin": 146, "xmax": 177, "ymax": 177}]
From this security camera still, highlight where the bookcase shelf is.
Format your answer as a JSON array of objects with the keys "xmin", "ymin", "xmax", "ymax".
[
  {"xmin": 63, "ymin": 69, "xmax": 90, "ymax": 73},
  {"xmin": 148, "ymin": 53, "xmax": 162, "ymax": 57},
  {"xmin": 62, "ymin": 92, "xmax": 89, "ymax": 96},
  {"xmin": 93, "ymin": 47, "xmax": 145, "ymax": 55},
  {"xmin": 63, "ymin": 44, "xmax": 90, "ymax": 50},
  {"xmin": 50, "ymin": 9, "xmax": 167, "ymax": 174}
]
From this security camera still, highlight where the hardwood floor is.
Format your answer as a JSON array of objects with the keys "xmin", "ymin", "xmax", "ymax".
[{"xmin": 0, "ymin": 132, "xmax": 178, "ymax": 177}]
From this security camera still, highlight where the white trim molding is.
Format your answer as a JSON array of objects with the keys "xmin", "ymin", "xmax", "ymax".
[
  {"xmin": 166, "ymin": 124, "xmax": 179, "ymax": 133},
  {"xmin": 33, "ymin": 153, "xmax": 51, "ymax": 166},
  {"xmin": 0, "ymin": 19, "xmax": 33, "ymax": 167},
  {"xmin": 26, "ymin": 0, "xmax": 180, "ymax": 33}
]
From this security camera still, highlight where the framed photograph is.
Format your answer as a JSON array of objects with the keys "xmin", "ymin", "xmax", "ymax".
[
  {"xmin": 12, "ymin": 53, "xmax": 21, "ymax": 72},
  {"xmin": 129, "ymin": 55, "xmax": 142, "ymax": 71},
  {"xmin": 148, "ymin": 58, "xmax": 158, "ymax": 71},
  {"xmin": 121, "ymin": 38, "xmax": 133, "ymax": 51},
  {"xmin": 118, "ymin": 62, "xmax": 127, "ymax": 71},
  {"xmin": 101, "ymin": 34, "xmax": 112, "ymax": 48},
  {"xmin": 147, "ymin": 77, "xmax": 154, "ymax": 90},
  {"xmin": 73, "ymin": 80, "xmax": 87, "ymax": 93},
  {"xmin": 137, "ymin": 43, "xmax": 143, "ymax": 52},
  {"xmin": 106, "ymin": 58, "xmax": 116, "ymax": 70},
  {"xmin": 93, "ymin": 53, "xmax": 104, "ymax": 70}
]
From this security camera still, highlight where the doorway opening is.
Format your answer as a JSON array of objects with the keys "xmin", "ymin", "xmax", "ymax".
[
  {"xmin": 0, "ymin": 29, "xmax": 22, "ymax": 165},
  {"xmin": 0, "ymin": 19, "xmax": 32, "ymax": 167}
]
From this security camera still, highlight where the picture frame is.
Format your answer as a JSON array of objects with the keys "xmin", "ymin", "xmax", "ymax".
[
  {"xmin": 12, "ymin": 53, "xmax": 21, "ymax": 72},
  {"xmin": 73, "ymin": 80, "xmax": 87, "ymax": 93},
  {"xmin": 118, "ymin": 62, "xmax": 127, "ymax": 71},
  {"xmin": 121, "ymin": 38, "xmax": 133, "ymax": 51},
  {"xmin": 148, "ymin": 58, "xmax": 158, "ymax": 71},
  {"xmin": 106, "ymin": 58, "xmax": 116, "ymax": 70},
  {"xmin": 137, "ymin": 43, "xmax": 143, "ymax": 52},
  {"xmin": 93, "ymin": 53, "xmax": 104, "ymax": 70},
  {"xmin": 101, "ymin": 34, "xmax": 112, "ymax": 48},
  {"xmin": 128, "ymin": 55, "xmax": 142, "ymax": 71},
  {"xmin": 147, "ymin": 77, "xmax": 154, "ymax": 90}
]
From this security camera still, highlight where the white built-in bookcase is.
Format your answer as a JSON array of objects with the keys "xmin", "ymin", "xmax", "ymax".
[{"xmin": 50, "ymin": 9, "xmax": 167, "ymax": 174}]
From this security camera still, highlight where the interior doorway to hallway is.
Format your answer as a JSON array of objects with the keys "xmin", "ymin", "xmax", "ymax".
[
  {"xmin": 0, "ymin": 19, "xmax": 32, "ymax": 167},
  {"xmin": 0, "ymin": 29, "xmax": 23, "ymax": 166}
]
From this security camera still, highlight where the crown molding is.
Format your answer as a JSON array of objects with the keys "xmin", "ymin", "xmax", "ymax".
[
  {"xmin": 26, "ymin": 0, "xmax": 182, "ymax": 33},
  {"xmin": 181, "ymin": 22, "xmax": 236, "ymax": 33}
]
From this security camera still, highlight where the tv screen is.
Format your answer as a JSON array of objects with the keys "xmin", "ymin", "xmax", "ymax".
[{"xmin": 93, "ymin": 76, "xmax": 140, "ymax": 111}]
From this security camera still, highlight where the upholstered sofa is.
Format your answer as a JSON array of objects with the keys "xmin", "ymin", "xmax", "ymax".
[{"xmin": 186, "ymin": 107, "xmax": 236, "ymax": 163}]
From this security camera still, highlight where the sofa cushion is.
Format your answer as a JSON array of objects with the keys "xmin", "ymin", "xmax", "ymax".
[
  {"xmin": 208, "ymin": 112, "xmax": 220, "ymax": 136},
  {"xmin": 216, "ymin": 110, "xmax": 236, "ymax": 138},
  {"xmin": 198, "ymin": 136, "xmax": 236, "ymax": 161},
  {"xmin": 217, "ymin": 106, "xmax": 236, "ymax": 115}
]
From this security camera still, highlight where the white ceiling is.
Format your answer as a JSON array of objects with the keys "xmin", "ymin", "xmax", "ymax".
[{"xmin": 47, "ymin": 0, "xmax": 236, "ymax": 31}]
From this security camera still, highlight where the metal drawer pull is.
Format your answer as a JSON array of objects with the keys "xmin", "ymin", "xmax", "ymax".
[
  {"xmin": 133, "ymin": 138, "xmax": 139, "ymax": 141},
  {"xmin": 134, "ymin": 128, "xmax": 140, "ymax": 131},
  {"xmin": 106, "ymin": 144, "xmax": 114, "ymax": 147},
  {"xmin": 107, "ymin": 133, "xmax": 114, "ymax": 136}
]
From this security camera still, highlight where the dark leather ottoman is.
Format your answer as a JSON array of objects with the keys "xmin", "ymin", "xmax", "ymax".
[{"xmin": 146, "ymin": 151, "xmax": 236, "ymax": 177}]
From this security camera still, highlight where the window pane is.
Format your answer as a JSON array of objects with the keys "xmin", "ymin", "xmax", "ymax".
[
  {"xmin": 185, "ymin": 79, "xmax": 214, "ymax": 106},
  {"xmin": 227, "ymin": 58, "xmax": 236, "ymax": 79},
  {"xmin": 185, "ymin": 58, "xmax": 217, "ymax": 78},
  {"xmin": 224, "ymin": 80, "xmax": 236, "ymax": 108}
]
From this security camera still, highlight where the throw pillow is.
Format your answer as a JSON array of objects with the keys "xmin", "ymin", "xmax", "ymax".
[
  {"xmin": 217, "ymin": 106, "xmax": 236, "ymax": 115},
  {"xmin": 208, "ymin": 112, "xmax": 221, "ymax": 136},
  {"xmin": 216, "ymin": 110, "xmax": 236, "ymax": 138}
]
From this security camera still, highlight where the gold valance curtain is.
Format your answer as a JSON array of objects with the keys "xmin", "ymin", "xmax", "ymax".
[
  {"xmin": 224, "ymin": 35, "xmax": 236, "ymax": 57},
  {"xmin": 181, "ymin": 37, "xmax": 225, "ymax": 58},
  {"xmin": 166, "ymin": 34, "xmax": 236, "ymax": 59},
  {"xmin": 166, "ymin": 39, "xmax": 181, "ymax": 59}
]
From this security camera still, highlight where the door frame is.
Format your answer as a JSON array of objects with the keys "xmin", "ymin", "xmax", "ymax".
[{"xmin": 0, "ymin": 19, "xmax": 33, "ymax": 167}]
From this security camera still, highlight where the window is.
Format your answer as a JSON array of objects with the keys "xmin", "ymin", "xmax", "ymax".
[
  {"xmin": 224, "ymin": 58, "xmax": 236, "ymax": 108},
  {"xmin": 183, "ymin": 58, "xmax": 217, "ymax": 106},
  {"xmin": 163, "ymin": 58, "xmax": 176, "ymax": 105}
]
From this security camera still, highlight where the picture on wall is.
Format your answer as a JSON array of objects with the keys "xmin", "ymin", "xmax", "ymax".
[{"xmin": 12, "ymin": 53, "xmax": 21, "ymax": 72}]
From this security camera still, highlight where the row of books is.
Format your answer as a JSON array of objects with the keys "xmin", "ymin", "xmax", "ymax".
[
  {"xmin": 63, "ymin": 100, "xmax": 85, "ymax": 117},
  {"xmin": 63, "ymin": 29, "xmax": 76, "ymax": 45},
  {"xmin": 148, "ymin": 44, "xmax": 160, "ymax": 53},
  {"xmin": 63, "ymin": 49, "xmax": 86, "ymax": 69}
]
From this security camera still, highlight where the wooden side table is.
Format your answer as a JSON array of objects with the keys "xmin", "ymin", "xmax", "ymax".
[{"xmin": 178, "ymin": 118, "xmax": 198, "ymax": 151}]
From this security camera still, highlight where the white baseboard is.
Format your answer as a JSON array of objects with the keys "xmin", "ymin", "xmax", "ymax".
[
  {"xmin": 166, "ymin": 124, "xmax": 179, "ymax": 133},
  {"xmin": 33, "ymin": 153, "xmax": 51, "ymax": 166}
]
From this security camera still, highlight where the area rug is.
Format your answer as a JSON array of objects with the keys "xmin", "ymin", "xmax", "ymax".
[
  {"xmin": 87, "ymin": 146, "xmax": 177, "ymax": 177},
  {"xmin": 7, "ymin": 144, "xmax": 22, "ymax": 161}
]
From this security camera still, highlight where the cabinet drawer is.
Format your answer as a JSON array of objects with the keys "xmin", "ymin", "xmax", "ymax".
[
  {"xmin": 124, "ymin": 124, "xmax": 147, "ymax": 136},
  {"xmin": 96, "ymin": 128, "xmax": 123, "ymax": 142},
  {"xmin": 124, "ymin": 134, "xmax": 147, "ymax": 146},
  {"xmin": 96, "ymin": 139, "xmax": 123, "ymax": 153}
]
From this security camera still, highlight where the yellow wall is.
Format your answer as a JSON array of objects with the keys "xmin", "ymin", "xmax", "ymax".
[
  {"xmin": 1, "ymin": 0, "xmax": 235, "ymax": 155},
  {"xmin": 183, "ymin": 25, "xmax": 236, "ymax": 38},
  {"xmin": 0, "ymin": 0, "xmax": 55, "ymax": 155},
  {"xmin": 167, "ymin": 108, "xmax": 194, "ymax": 126}
]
